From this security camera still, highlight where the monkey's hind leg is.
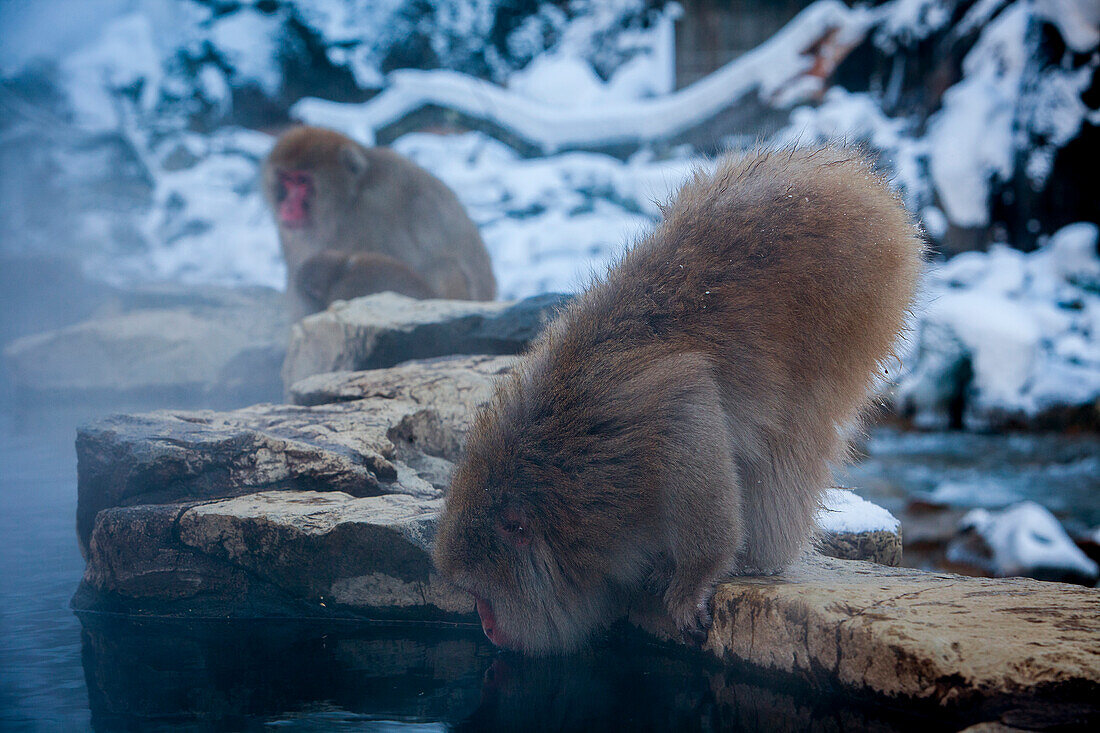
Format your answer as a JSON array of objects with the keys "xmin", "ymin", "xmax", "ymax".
[
  {"xmin": 298, "ymin": 250, "xmax": 437, "ymax": 308},
  {"xmin": 645, "ymin": 359, "xmax": 743, "ymax": 645}
]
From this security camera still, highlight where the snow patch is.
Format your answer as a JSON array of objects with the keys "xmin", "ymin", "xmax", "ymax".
[
  {"xmin": 819, "ymin": 489, "xmax": 900, "ymax": 534},
  {"xmin": 901, "ymin": 223, "xmax": 1100, "ymax": 423},
  {"xmin": 1034, "ymin": 0, "xmax": 1100, "ymax": 52},
  {"xmin": 926, "ymin": 3, "xmax": 1027, "ymax": 228},
  {"xmin": 955, "ymin": 501, "xmax": 1099, "ymax": 580}
]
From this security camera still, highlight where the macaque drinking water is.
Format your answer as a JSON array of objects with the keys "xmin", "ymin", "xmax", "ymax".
[{"xmin": 433, "ymin": 147, "xmax": 924, "ymax": 654}]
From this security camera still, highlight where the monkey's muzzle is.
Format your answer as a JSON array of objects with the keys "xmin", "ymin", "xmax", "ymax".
[{"xmin": 475, "ymin": 595, "xmax": 508, "ymax": 647}]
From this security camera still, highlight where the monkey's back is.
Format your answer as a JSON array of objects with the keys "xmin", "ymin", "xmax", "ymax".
[
  {"xmin": 536, "ymin": 147, "xmax": 922, "ymax": 570},
  {"xmin": 434, "ymin": 148, "xmax": 925, "ymax": 653},
  {"xmin": 562, "ymin": 148, "xmax": 922, "ymax": 426},
  {"xmin": 352, "ymin": 147, "xmax": 496, "ymax": 301}
]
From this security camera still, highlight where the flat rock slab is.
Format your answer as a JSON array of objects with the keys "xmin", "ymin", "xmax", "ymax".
[
  {"xmin": 632, "ymin": 555, "xmax": 1100, "ymax": 705},
  {"xmin": 75, "ymin": 484, "xmax": 901, "ymax": 621},
  {"xmin": 281, "ymin": 291, "xmax": 568, "ymax": 389},
  {"xmin": 3, "ymin": 284, "xmax": 287, "ymax": 404},
  {"xmin": 76, "ymin": 355, "xmax": 516, "ymax": 554},
  {"xmin": 75, "ymin": 491, "xmax": 468, "ymax": 621}
]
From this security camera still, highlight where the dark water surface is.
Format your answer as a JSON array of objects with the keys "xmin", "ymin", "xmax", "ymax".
[
  {"xmin": 840, "ymin": 428, "xmax": 1100, "ymax": 528},
  {"xmin": 1, "ymin": 403, "xmax": 92, "ymax": 729},
  {"xmin": 1, "ymin": 402, "xmax": 1094, "ymax": 730}
]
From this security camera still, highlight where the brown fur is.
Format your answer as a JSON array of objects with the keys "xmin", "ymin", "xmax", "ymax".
[
  {"xmin": 263, "ymin": 126, "xmax": 496, "ymax": 318},
  {"xmin": 297, "ymin": 250, "xmax": 436, "ymax": 309},
  {"xmin": 433, "ymin": 146, "xmax": 925, "ymax": 654}
]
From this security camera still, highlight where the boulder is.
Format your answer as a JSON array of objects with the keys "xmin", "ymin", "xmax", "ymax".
[
  {"xmin": 816, "ymin": 488, "xmax": 902, "ymax": 567},
  {"xmin": 74, "ymin": 483, "xmax": 901, "ymax": 622},
  {"xmin": 74, "ymin": 491, "xmax": 468, "ymax": 622},
  {"xmin": 289, "ymin": 353, "xmax": 518, "ymax": 415},
  {"xmin": 3, "ymin": 284, "xmax": 288, "ymax": 404},
  {"xmin": 946, "ymin": 502, "xmax": 1099, "ymax": 585},
  {"xmin": 76, "ymin": 484, "xmax": 1100, "ymax": 707},
  {"xmin": 281, "ymin": 291, "xmax": 568, "ymax": 390},
  {"xmin": 630, "ymin": 555, "xmax": 1100, "ymax": 705},
  {"xmin": 75, "ymin": 355, "xmax": 515, "ymax": 554}
]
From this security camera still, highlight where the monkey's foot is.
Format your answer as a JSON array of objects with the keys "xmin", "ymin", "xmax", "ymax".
[
  {"xmin": 666, "ymin": 583, "xmax": 715, "ymax": 648},
  {"xmin": 678, "ymin": 601, "xmax": 714, "ymax": 647}
]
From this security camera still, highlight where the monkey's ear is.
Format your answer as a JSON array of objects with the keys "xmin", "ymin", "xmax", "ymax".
[
  {"xmin": 339, "ymin": 144, "xmax": 369, "ymax": 179},
  {"xmin": 496, "ymin": 504, "xmax": 533, "ymax": 548}
]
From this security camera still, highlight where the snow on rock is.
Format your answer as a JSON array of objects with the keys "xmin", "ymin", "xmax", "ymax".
[
  {"xmin": 925, "ymin": 1, "xmax": 1096, "ymax": 228},
  {"xmin": 950, "ymin": 501, "xmax": 1099, "ymax": 582},
  {"xmin": 205, "ymin": 7, "xmax": 285, "ymax": 96},
  {"xmin": 926, "ymin": 3, "xmax": 1027, "ymax": 228},
  {"xmin": 1046, "ymin": 222, "xmax": 1100, "ymax": 289},
  {"xmin": 390, "ymin": 131, "xmax": 698, "ymax": 299},
  {"xmin": 507, "ymin": 52, "xmax": 608, "ymax": 106},
  {"xmin": 60, "ymin": 12, "xmax": 167, "ymax": 130},
  {"xmin": 927, "ymin": 290, "xmax": 1041, "ymax": 409},
  {"xmin": 897, "ymin": 223, "xmax": 1100, "ymax": 427},
  {"xmin": 91, "ymin": 128, "xmax": 284, "ymax": 289},
  {"xmin": 1034, "ymin": 0, "xmax": 1100, "ymax": 52},
  {"xmin": 293, "ymin": 1, "xmax": 873, "ymax": 153},
  {"xmin": 819, "ymin": 489, "xmax": 900, "ymax": 534}
]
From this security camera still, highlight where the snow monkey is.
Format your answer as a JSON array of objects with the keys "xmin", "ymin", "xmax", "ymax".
[
  {"xmin": 263, "ymin": 126, "xmax": 496, "ymax": 318},
  {"xmin": 433, "ymin": 147, "xmax": 924, "ymax": 654}
]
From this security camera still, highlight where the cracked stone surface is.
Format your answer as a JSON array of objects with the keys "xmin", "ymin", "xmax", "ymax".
[
  {"xmin": 630, "ymin": 554, "xmax": 1100, "ymax": 704},
  {"xmin": 75, "ymin": 355, "xmax": 515, "ymax": 555},
  {"xmin": 281, "ymin": 291, "xmax": 568, "ymax": 389},
  {"xmin": 74, "ymin": 491, "xmax": 469, "ymax": 621}
]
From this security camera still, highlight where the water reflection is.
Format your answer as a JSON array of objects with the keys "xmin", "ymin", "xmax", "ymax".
[{"xmin": 78, "ymin": 615, "xmax": 957, "ymax": 731}]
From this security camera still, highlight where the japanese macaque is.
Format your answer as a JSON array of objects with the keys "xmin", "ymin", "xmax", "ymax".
[
  {"xmin": 263, "ymin": 126, "xmax": 496, "ymax": 318},
  {"xmin": 433, "ymin": 147, "xmax": 924, "ymax": 654}
]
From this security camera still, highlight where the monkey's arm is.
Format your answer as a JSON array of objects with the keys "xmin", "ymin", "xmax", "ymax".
[{"xmin": 297, "ymin": 250, "xmax": 438, "ymax": 307}]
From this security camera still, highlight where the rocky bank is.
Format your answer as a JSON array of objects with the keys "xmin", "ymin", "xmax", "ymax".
[
  {"xmin": 58, "ymin": 291, "xmax": 1098, "ymax": 725},
  {"xmin": 72, "ymin": 345, "xmax": 1100, "ymax": 713}
]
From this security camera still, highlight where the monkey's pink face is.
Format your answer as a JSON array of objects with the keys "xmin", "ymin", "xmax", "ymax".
[
  {"xmin": 465, "ymin": 505, "xmax": 531, "ymax": 649},
  {"xmin": 275, "ymin": 170, "xmax": 313, "ymax": 228},
  {"xmin": 434, "ymin": 497, "xmax": 611, "ymax": 656}
]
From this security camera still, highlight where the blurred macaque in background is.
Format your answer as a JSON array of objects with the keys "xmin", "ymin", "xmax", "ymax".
[{"xmin": 263, "ymin": 126, "xmax": 497, "ymax": 319}]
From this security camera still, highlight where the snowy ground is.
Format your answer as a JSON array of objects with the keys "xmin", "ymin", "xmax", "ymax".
[{"xmin": 950, "ymin": 501, "xmax": 1099, "ymax": 582}]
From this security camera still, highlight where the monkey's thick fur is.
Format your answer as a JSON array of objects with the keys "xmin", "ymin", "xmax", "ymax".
[
  {"xmin": 263, "ymin": 126, "xmax": 496, "ymax": 318},
  {"xmin": 434, "ymin": 147, "xmax": 924, "ymax": 655}
]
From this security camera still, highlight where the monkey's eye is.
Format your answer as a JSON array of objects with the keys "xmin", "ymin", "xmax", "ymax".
[
  {"xmin": 278, "ymin": 170, "xmax": 313, "ymax": 192},
  {"xmin": 497, "ymin": 505, "xmax": 532, "ymax": 548}
]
